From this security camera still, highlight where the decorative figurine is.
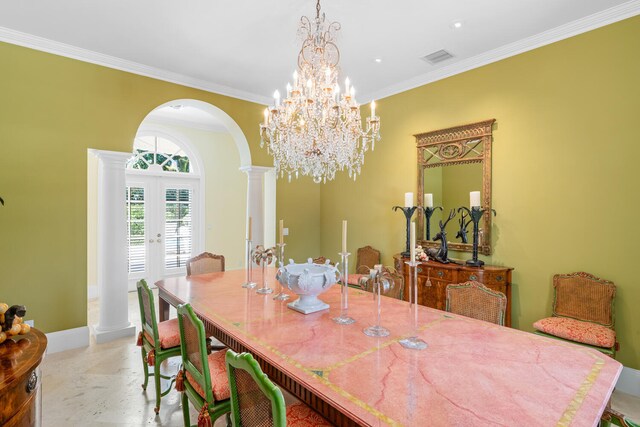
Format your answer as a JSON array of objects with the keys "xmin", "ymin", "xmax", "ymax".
[
  {"xmin": 456, "ymin": 210, "xmax": 472, "ymax": 244},
  {"xmin": 426, "ymin": 209, "xmax": 457, "ymax": 264},
  {"xmin": 0, "ymin": 303, "xmax": 31, "ymax": 345}
]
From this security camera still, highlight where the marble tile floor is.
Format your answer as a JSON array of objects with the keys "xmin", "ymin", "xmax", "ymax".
[{"xmin": 41, "ymin": 291, "xmax": 640, "ymax": 426}]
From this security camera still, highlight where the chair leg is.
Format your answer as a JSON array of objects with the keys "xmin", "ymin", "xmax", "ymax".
[
  {"xmin": 226, "ymin": 411, "xmax": 232, "ymax": 427},
  {"xmin": 140, "ymin": 347, "xmax": 149, "ymax": 390},
  {"xmin": 153, "ymin": 360, "xmax": 162, "ymax": 414},
  {"xmin": 181, "ymin": 391, "xmax": 190, "ymax": 427}
]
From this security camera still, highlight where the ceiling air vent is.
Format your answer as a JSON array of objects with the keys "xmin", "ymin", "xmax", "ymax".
[{"xmin": 421, "ymin": 49, "xmax": 454, "ymax": 65}]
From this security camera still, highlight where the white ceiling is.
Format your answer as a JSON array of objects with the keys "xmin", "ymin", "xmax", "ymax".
[{"xmin": 0, "ymin": 1, "xmax": 638, "ymax": 105}]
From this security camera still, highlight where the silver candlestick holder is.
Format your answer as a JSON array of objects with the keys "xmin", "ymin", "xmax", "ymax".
[
  {"xmin": 242, "ymin": 239, "xmax": 257, "ymax": 289},
  {"xmin": 399, "ymin": 260, "xmax": 427, "ymax": 350},
  {"xmin": 363, "ymin": 267, "xmax": 391, "ymax": 337},
  {"xmin": 333, "ymin": 251, "xmax": 355, "ymax": 325},
  {"xmin": 273, "ymin": 243, "xmax": 290, "ymax": 301}
]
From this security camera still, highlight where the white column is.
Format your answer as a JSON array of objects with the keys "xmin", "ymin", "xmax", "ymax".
[
  {"xmin": 90, "ymin": 150, "xmax": 136, "ymax": 343},
  {"xmin": 240, "ymin": 166, "xmax": 275, "ymax": 257}
]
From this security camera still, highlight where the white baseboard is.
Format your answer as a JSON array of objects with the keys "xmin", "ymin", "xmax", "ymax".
[
  {"xmin": 91, "ymin": 322, "xmax": 136, "ymax": 344},
  {"xmin": 45, "ymin": 326, "xmax": 90, "ymax": 354},
  {"xmin": 616, "ymin": 366, "xmax": 640, "ymax": 397},
  {"xmin": 87, "ymin": 284, "xmax": 99, "ymax": 300}
]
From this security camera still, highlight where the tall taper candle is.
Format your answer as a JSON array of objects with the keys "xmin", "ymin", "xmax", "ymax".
[
  {"xmin": 405, "ymin": 192, "xmax": 414, "ymax": 208},
  {"xmin": 410, "ymin": 222, "xmax": 416, "ymax": 261},
  {"xmin": 279, "ymin": 219, "xmax": 284, "ymax": 245},
  {"xmin": 470, "ymin": 191, "xmax": 481, "ymax": 208},
  {"xmin": 248, "ymin": 216, "xmax": 252, "ymax": 241},
  {"xmin": 342, "ymin": 220, "xmax": 347, "ymax": 253}
]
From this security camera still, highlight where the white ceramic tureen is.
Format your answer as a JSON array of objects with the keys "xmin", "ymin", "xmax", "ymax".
[{"xmin": 276, "ymin": 258, "xmax": 340, "ymax": 314}]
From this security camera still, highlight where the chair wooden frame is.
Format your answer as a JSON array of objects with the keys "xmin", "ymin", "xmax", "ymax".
[
  {"xmin": 446, "ymin": 281, "xmax": 507, "ymax": 326},
  {"xmin": 225, "ymin": 350, "xmax": 288, "ymax": 427},
  {"xmin": 136, "ymin": 279, "xmax": 182, "ymax": 414},
  {"xmin": 534, "ymin": 272, "xmax": 617, "ymax": 356},
  {"xmin": 186, "ymin": 252, "xmax": 225, "ymax": 276},
  {"xmin": 177, "ymin": 303, "xmax": 231, "ymax": 426},
  {"xmin": 355, "ymin": 246, "xmax": 381, "ymax": 272}
]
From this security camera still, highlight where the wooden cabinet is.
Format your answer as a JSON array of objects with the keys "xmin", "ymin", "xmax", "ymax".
[
  {"xmin": 0, "ymin": 328, "xmax": 47, "ymax": 427},
  {"xmin": 394, "ymin": 254, "xmax": 513, "ymax": 326}
]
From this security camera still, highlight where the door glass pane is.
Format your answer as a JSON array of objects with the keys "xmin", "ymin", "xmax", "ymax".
[
  {"xmin": 126, "ymin": 187, "xmax": 146, "ymax": 273},
  {"xmin": 165, "ymin": 188, "xmax": 192, "ymax": 269}
]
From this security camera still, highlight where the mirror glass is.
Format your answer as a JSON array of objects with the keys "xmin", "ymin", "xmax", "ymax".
[{"xmin": 422, "ymin": 163, "xmax": 483, "ymax": 242}]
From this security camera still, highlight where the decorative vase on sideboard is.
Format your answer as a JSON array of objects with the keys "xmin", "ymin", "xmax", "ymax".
[{"xmin": 394, "ymin": 254, "xmax": 513, "ymax": 327}]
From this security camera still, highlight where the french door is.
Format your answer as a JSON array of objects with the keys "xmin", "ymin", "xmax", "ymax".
[{"xmin": 126, "ymin": 174, "xmax": 201, "ymax": 290}]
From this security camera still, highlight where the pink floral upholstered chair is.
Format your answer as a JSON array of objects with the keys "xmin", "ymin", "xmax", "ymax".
[
  {"xmin": 446, "ymin": 281, "xmax": 507, "ymax": 326},
  {"xmin": 533, "ymin": 272, "xmax": 618, "ymax": 357},
  {"xmin": 186, "ymin": 252, "xmax": 225, "ymax": 276}
]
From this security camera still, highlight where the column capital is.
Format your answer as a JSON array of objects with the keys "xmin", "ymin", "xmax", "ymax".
[
  {"xmin": 89, "ymin": 149, "xmax": 131, "ymax": 167},
  {"xmin": 240, "ymin": 165, "xmax": 274, "ymax": 177}
]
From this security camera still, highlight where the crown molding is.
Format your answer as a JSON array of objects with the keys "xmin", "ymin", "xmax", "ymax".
[
  {"xmin": 365, "ymin": 0, "xmax": 640, "ymax": 103},
  {"xmin": 0, "ymin": 26, "xmax": 271, "ymax": 105}
]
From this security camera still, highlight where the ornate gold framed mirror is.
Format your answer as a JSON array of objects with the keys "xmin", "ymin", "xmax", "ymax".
[{"xmin": 416, "ymin": 119, "xmax": 495, "ymax": 255}]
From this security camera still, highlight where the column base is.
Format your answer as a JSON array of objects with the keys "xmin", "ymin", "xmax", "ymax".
[{"xmin": 91, "ymin": 322, "xmax": 136, "ymax": 344}]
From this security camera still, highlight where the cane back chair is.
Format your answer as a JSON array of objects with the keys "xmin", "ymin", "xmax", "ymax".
[
  {"xmin": 356, "ymin": 266, "xmax": 404, "ymax": 300},
  {"xmin": 136, "ymin": 279, "xmax": 182, "ymax": 414},
  {"xmin": 176, "ymin": 303, "xmax": 231, "ymax": 426},
  {"xmin": 225, "ymin": 350, "xmax": 332, "ymax": 426},
  {"xmin": 446, "ymin": 281, "xmax": 507, "ymax": 326},
  {"xmin": 533, "ymin": 272, "xmax": 618, "ymax": 356},
  {"xmin": 186, "ymin": 252, "xmax": 225, "ymax": 276}
]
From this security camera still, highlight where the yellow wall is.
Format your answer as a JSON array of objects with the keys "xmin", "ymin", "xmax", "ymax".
[
  {"xmin": 320, "ymin": 16, "xmax": 640, "ymax": 368},
  {"xmin": 0, "ymin": 41, "xmax": 319, "ymax": 333}
]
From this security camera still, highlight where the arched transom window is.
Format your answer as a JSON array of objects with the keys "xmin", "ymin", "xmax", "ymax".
[{"xmin": 127, "ymin": 135, "xmax": 193, "ymax": 173}]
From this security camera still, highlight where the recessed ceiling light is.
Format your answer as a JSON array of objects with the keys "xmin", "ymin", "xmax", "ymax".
[
  {"xmin": 170, "ymin": 104, "xmax": 184, "ymax": 110},
  {"xmin": 451, "ymin": 20, "xmax": 463, "ymax": 29},
  {"xmin": 374, "ymin": 58, "xmax": 382, "ymax": 63}
]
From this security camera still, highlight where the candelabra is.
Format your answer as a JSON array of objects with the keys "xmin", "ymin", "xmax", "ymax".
[
  {"xmin": 332, "ymin": 251, "xmax": 355, "ymax": 325},
  {"xmin": 392, "ymin": 206, "xmax": 418, "ymax": 257},
  {"xmin": 457, "ymin": 207, "xmax": 496, "ymax": 267},
  {"xmin": 399, "ymin": 260, "xmax": 427, "ymax": 350},
  {"xmin": 273, "ymin": 243, "xmax": 290, "ymax": 301},
  {"xmin": 242, "ymin": 239, "xmax": 257, "ymax": 289},
  {"xmin": 422, "ymin": 206, "xmax": 443, "ymax": 241}
]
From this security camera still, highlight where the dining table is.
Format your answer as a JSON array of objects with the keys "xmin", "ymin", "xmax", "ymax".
[{"xmin": 156, "ymin": 268, "xmax": 622, "ymax": 427}]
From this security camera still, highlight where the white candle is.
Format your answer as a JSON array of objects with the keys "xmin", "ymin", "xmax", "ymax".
[
  {"xmin": 274, "ymin": 90, "xmax": 281, "ymax": 107},
  {"xmin": 247, "ymin": 216, "xmax": 252, "ymax": 241},
  {"xmin": 286, "ymin": 83, "xmax": 292, "ymax": 97},
  {"xmin": 424, "ymin": 193, "xmax": 433, "ymax": 208},
  {"xmin": 410, "ymin": 222, "xmax": 416, "ymax": 261},
  {"xmin": 293, "ymin": 70, "xmax": 298, "ymax": 86},
  {"xmin": 279, "ymin": 219, "xmax": 284, "ymax": 245},
  {"xmin": 404, "ymin": 192, "xmax": 414, "ymax": 208},
  {"xmin": 470, "ymin": 191, "xmax": 481, "ymax": 208},
  {"xmin": 263, "ymin": 108, "xmax": 269, "ymax": 126},
  {"xmin": 342, "ymin": 220, "xmax": 347, "ymax": 253},
  {"xmin": 345, "ymin": 77, "xmax": 350, "ymax": 94},
  {"xmin": 370, "ymin": 100, "xmax": 376, "ymax": 119}
]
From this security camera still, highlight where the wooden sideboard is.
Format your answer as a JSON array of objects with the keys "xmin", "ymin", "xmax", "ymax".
[
  {"xmin": 0, "ymin": 328, "xmax": 47, "ymax": 427},
  {"xmin": 394, "ymin": 254, "xmax": 513, "ymax": 327}
]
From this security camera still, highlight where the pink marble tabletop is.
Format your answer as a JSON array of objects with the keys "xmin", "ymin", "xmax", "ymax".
[{"xmin": 157, "ymin": 268, "xmax": 622, "ymax": 427}]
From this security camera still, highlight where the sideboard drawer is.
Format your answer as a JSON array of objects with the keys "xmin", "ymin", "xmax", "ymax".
[{"xmin": 417, "ymin": 265, "xmax": 454, "ymax": 282}]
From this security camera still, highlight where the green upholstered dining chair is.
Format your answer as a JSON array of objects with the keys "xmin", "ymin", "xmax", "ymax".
[
  {"xmin": 225, "ymin": 350, "xmax": 332, "ymax": 427},
  {"xmin": 601, "ymin": 408, "xmax": 640, "ymax": 427},
  {"xmin": 446, "ymin": 281, "xmax": 507, "ymax": 326},
  {"xmin": 136, "ymin": 279, "xmax": 182, "ymax": 414},
  {"xmin": 532, "ymin": 272, "xmax": 618, "ymax": 357},
  {"xmin": 176, "ymin": 303, "xmax": 231, "ymax": 427}
]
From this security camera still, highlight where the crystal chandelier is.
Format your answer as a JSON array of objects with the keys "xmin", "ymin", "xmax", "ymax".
[{"xmin": 260, "ymin": 0, "xmax": 380, "ymax": 184}]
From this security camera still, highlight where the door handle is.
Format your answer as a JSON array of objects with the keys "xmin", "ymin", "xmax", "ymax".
[
  {"xmin": 156, "ymin": 239, "xmax": 162, "ymax": 243},
  {"xmin": 149, "ymin": 239, "xmax": 154, "ymax": 243}
]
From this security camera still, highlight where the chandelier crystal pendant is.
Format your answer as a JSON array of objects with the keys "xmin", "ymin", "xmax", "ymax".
[{"xmin": 260, "ymin": 0, "xmax": 380, "ymax": 184}]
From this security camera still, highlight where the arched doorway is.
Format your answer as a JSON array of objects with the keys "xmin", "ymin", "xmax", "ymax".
[{"xmin": 89, "ymin": 99, "xmax": 275, "ymax": 343}]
